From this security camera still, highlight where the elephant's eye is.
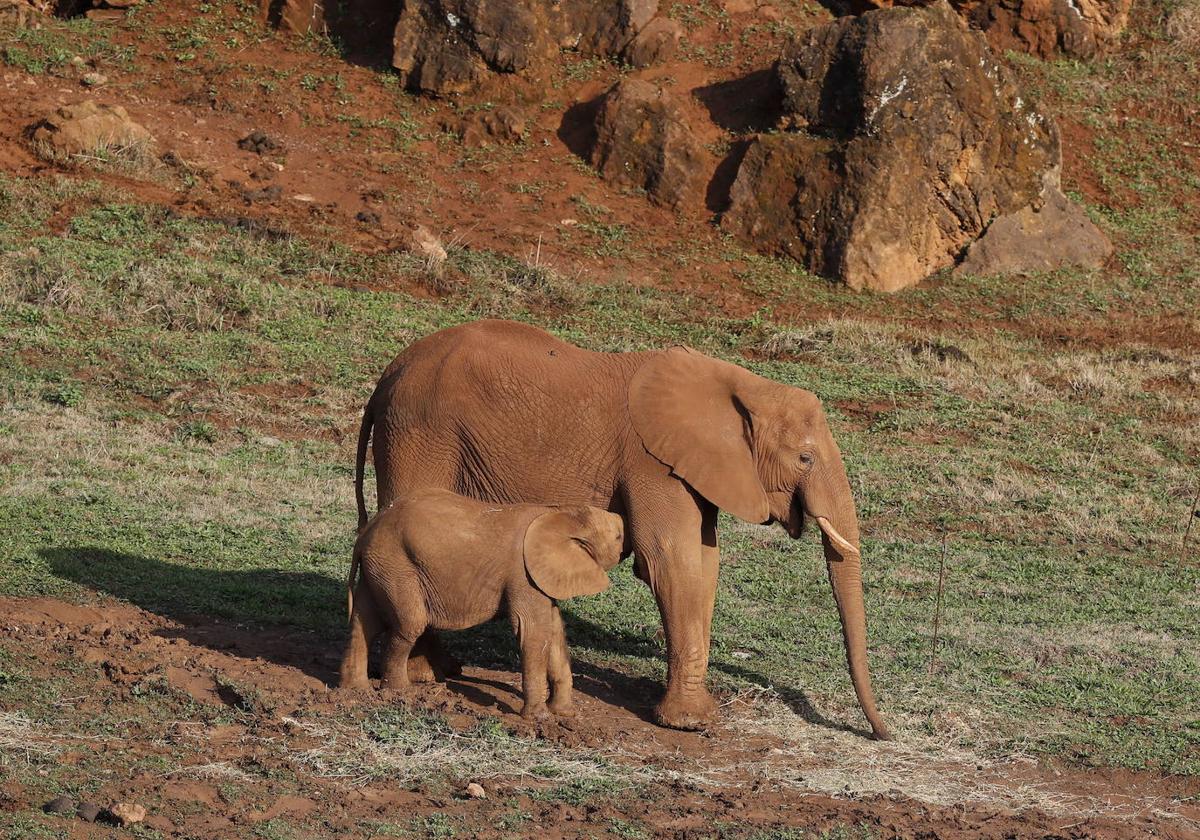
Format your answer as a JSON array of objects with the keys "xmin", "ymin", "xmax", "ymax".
[{"xmin": 799, "ymin": 452, "xmax": 815, "ymax": 466}]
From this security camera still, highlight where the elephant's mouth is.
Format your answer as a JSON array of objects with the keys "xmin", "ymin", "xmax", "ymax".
[{"xmin": 782, "ymin": 494, "xmax": 805, "ymax": 539}]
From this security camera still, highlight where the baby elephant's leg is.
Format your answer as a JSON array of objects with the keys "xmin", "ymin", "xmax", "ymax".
[
  {"xmin": 339, "ymin": 578, "xmax": 382, "ymax": 690},
  {"xmin": 547, "ymin": 605, "xmax": 576, "ymax": 718},
  {"xmin": 376, "ymin": 576, "xmax": 429, "ymax": 693},
  {"xmin": 512, "ymin": 604, "xmax": 554, "ymax": 721}
]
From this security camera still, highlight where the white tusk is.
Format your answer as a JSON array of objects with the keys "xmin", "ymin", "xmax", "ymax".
[{"xmin": 816, "ymin": 516, "xmax": 861, "ymax": 557}]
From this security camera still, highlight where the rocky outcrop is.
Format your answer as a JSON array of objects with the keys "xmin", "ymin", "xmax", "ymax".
[
  {"xmin": 722, "ymin": 1, "xmax": 1104, "ymax": 292},
  {"xmin": 829, "ymin": 0, "xmax": 1130, "ymax": 58},
  {"xmin": 0, "ymin": 0, "xmax": 43, "ymax": 30},
  {"xmin": 589, "ymin": 79, "xmax": 708, "ymax": 210},
  {"xmin": 954, "ymin": 186, "xmax": 1111, "ymax": 276},
  {"xmin": 392, "ymin": 0, "xmax": 547, "ymax": 96},
  {"xmin": 624, "ymin": 16, "xmax": 683, "ymax": 67},
  {"xmin": 390, "ymin": 0, "xmax": 669, "ymax": 96},
  {"xmin": 30, "ymin": 100, "xmax": 153, "ymax": 157},
  {"xmin": 956, "ymin": 0, "xmax": 1131, "ymax": 58},
  {"xmin": 266, "ymin": 0, "xmax": 323, "ymax": 34}
]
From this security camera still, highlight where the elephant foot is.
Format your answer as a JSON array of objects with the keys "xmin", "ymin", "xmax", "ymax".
[
  {"xmin": 654, "ymin": 688, "xmax": 717, "ymax": 731},
  {"xmin": 430, "ymin": 649, "xmax": 463, "ymax": 679},
  {"xmin": 407, "ymin": 648, "xmax": 462, "ymax": 683},
  {"xmin": 521, "ymin": 702, "xmax": 552, "ymax": 722},
  {"xmin": 406, "ymin": 656, "xmax": 439, "ymax": 684},
  {"xmin": 548, "ymin": 699, "xmax": 576, "ymax": 719}
]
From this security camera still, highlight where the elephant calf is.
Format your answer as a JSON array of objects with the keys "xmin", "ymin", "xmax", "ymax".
[{"xmin": 338, "ymin": 489, "xmax": 624, "ymax": 720}]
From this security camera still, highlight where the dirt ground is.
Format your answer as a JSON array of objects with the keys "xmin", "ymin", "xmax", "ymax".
[
  {"xmin": 2, "ymin": 2, "xmax": 1198, "ymax": 837},
  {"xmin": 2, "ymin": 596, "xmax": 1197, "ymax": 838}
]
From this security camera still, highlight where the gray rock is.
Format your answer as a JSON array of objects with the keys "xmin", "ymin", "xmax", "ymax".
[
  {"xmin": 43, "ymin": 796, "xmax": 75, "ymax": 815},
  {"xmin": 76, "ymin": 802, "xmax": 103, "ymax": 823},
  {"xmin": 954, "ymin": 186, "xmax": 1111, "ymax": 276}
]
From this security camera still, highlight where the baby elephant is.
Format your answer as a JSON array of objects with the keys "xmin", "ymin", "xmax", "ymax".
[{"xmin": 338, "ymin": 489, "xmax": 624, "ymax": 720}]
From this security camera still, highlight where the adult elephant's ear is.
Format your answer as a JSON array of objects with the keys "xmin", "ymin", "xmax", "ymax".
[
  {"xmin": 629, "ymin": 347, "xmax": 770, "ymax": 524},
  {"xmin": 524, "ymin": 511, "xmax": 611, "ymax": 600}
]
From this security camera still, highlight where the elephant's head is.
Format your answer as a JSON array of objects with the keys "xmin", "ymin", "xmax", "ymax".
[
  {"xmin": 524, "ymin": 507, "xmax": 625, "ymax": 600},
  {"xmin": 629, "ymin": 347, "xmax": 890, "ymax": 740}
]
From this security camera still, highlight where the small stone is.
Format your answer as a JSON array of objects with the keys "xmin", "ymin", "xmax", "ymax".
[
  {"xmin": 355, "ymin": 209, "xmax": 381, "ymax": 226},
  {"xmin": 410, "ymin": 225, "xmax": 447, "ymax": 265},
  {"xmin": 81, "ymin": 72, "xmax": 107, "ymax": 87},
  {"xmin": 108, "ymin": 802, "xmax": 146, "ymax": 826},
  {"xmin": 257, "ymin": 435, "xmax": 283, "ymax": 448},
  {"xmin": 70, "ymin": 56, "xmax": 86, "ymax": 67},
  {"xmin": 456, "ymin": 106, "xmax": 527, "ymax": 147},
  {"xmin": 291, "ymin": 193, "xmax": 315, "ymax": 203},
  {"xmin": 43, "ymin": 795, "xmax": 75, "ymax": 815},
  {"xmin": 465, "ymin": 782, "xmax": 486, "ymax": 799},
  {"xmin": 76, "ymin": 802, "xmax": 102, "ymax": 823},
  {"xmin": 241, "ymin": 184, "xmax": 282, "ymax": 203},
  {"xmin": 237, "ymin": 130, "xmax": 281, "ymax": 155}
]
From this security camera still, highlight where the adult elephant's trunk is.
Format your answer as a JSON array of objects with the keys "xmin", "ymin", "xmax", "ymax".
[{"xmin": 815, "ymin": 506, "xmax": 891, "ymax": 741}]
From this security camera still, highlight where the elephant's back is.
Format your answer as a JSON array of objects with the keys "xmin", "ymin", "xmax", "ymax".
[
  {"xmin": 369, "ymin": 320, "xmax": 653, "ymax": 507},
  {"xmin": 375, "ymin": 319, "xmax": 648, "ymax": 416}
]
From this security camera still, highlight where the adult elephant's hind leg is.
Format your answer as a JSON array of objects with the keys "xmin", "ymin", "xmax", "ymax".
[{"xmin": 634, "ymin": 500, "xmax": 720, "ymax": 730}]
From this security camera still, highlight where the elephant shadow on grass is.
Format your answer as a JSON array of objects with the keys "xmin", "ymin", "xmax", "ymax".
[{"xmin": 41, "ymin": 546, "xmax": 848, "ymax": 734}]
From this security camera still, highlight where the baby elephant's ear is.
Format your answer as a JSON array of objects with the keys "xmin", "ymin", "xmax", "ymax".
[{"xmin": 524, "ymin": 511, "xmax": 611, "ymax": 600}]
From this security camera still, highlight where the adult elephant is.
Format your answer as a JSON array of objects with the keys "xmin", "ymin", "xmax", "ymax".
[{"xmin": 352, "ymin": 319, "xmax": 890, "ymax": 739}]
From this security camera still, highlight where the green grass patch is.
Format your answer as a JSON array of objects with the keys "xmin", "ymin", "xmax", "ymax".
[{"xmin": 1, "ymin": 169, "xmax": 1197, "ymax": 780}]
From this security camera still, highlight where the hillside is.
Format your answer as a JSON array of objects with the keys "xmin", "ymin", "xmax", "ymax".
[{"xmin": 1, "ymin": 0, "xmax": 1198, "ymax": 837}]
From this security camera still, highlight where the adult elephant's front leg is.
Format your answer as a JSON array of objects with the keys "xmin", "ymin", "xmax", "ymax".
[{"xmin": 632, "ymin": 497, "xmax": 720, "ymax": 730}]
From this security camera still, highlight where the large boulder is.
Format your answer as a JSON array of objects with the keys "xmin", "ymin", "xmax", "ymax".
[
  {"xmin": 589, "ymin": 79, "xmax": 708, "ymax": 210},
  {"xmin": 722, "ymin": 1, "xmax": 1106, "ymax": 292},
  {"xmin": 0, "ymin": 0, "xmax": 43, "ymax": 30},
  {"xmin": 954, "ymin": 186, "xmax": 1111, "ymax": 276},
  {"xmin": 390, "ymin": 0, "xmax": 665, "ymax": 96},
  {"xmin": 955, "ymin": 0, "xmax": 1131, "ymax": 58},
  {"xmin": 392, "ymin": 0, "xmax": 549, "ymax": 96},
  {"xmin": 830, "ymin": 0, "xmax": 1130, "ymax": 58},
  {"xmin": 30, "ymin": 101, "xmax": 153, "ymax": 157}
]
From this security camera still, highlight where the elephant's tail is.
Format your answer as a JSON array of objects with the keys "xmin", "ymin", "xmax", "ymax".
[{"xmin": 354, "ymin": 401, "xmax": 373, "ymax": 532}]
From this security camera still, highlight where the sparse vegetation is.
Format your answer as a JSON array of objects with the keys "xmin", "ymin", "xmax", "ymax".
[{"xmin": 1, "ymin": 0, "xmax": 1197, "ymax": 835}]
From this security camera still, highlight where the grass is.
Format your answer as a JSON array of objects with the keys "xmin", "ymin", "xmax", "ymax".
[
  {"xmin": 0, "ymin": 171, "xmax": 1196, "ymax": 788},
  {"xmin": 0, "ymin": 18, "xmax": 136, "ymax": 75}
]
